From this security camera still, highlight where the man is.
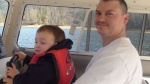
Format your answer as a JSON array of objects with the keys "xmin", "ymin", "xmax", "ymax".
[{"xmin": 74, "ymin": 0, "xmax": 142, "ymax": 84}]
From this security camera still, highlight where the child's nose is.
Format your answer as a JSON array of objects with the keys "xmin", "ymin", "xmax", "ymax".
[{"xmin": 35, "ymin": 43, "xmax": 40, "ymax": 48}]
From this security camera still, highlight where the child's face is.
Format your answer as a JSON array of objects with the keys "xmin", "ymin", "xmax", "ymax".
[{"xmin": 34, "ymin": 30, "xmax": 55, "ymax": 54}]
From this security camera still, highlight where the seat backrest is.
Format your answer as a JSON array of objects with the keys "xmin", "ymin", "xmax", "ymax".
[{"xmin": 49, "ymin": 48, "xmax": 76, "ymax": 84}]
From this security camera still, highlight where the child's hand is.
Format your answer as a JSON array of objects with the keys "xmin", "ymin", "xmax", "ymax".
[
  {"xmin": 6, "ymin": 63, "xmax": 19, "ymax": 79},
  {"xmin": 14, "ymin": 51, "xmax": 26, "ymax": 61},
  {"xmin": 3, "ymin": 77, "xmax": 13, "ymax": 84}
]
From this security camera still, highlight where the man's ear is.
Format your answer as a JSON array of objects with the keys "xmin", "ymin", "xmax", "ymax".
[
  {"xmin": 124, "ymin": 13, "xmax": 130, "ymax": 25},
  {"xmin": 55, "ymin": 43, "xmax": 57, "ymax": 45}
]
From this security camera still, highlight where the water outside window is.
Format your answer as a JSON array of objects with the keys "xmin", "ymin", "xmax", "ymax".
[
  {"xmin": 18, "ymin": 5, "xmax": 88, "ymax": 51},
  {"xmin": 0, "ymin": 0, "xmax": 9, "ymax": 36}
]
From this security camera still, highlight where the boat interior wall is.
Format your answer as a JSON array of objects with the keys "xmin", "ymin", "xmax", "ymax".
[
  {"xmin": 12, "ymin": 0, "xmax": 98, "ymax": 9},
  {"xmin": 6, "ymin": 0, "xmax": 150, "ymax": 12},
  {"xmin": 126, "ymin": 0, "xmax": 150, "ymax": 9},
  {"xmin": 3, "ymin": 0, "xmax": 25, "ymax": 57},
  {"xmin": 142, "ymin": 60, "xmax": 150, "ymax": 76},
  {"xmin": 71, "ymin": 54, "xmax": 92, "ymax": 78}
]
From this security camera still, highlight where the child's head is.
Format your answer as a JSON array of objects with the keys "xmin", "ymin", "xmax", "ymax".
[{"xmin": 34, "ymin": 25, "xmax": 65, "ymax": 54}]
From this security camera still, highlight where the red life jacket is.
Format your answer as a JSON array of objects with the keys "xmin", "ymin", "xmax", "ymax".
[
  {"xmin": 47, "ymin": 48, "xmax": 75, "ymax": 84},
  {"xmin": 30, "ymin": 48, "xmax": 75, "ymax": 84}
]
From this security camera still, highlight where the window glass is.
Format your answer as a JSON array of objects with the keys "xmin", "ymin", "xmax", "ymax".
[
  {"xmin": 78, "ymin": 27, "xmax": 89, "ymax": 51},
  {"xmin": 141, "ymin": 14, "xmax": 150, "ymax": 56},
  {"xmin": 0, "ymin": 0, "xmax": 9, "ymax": 35},
  {"xmin": 18, "ymin": 5, "xmax": 88, "ymax": 51},
  {"xmin": 126, "ymin": 13, "xmax": 143, "ymax": 51},
  {"xmin": 89, "ymin": 11, "xmax": 102, "ymax": 52}
]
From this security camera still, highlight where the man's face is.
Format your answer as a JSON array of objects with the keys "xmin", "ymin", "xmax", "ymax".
[{"xmin": 94, "ymin": 1, "xmax": 129, "ymax": 38}]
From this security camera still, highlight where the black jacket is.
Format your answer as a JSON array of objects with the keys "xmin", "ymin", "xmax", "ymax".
[{"xmin": 13, "ymin": 39, "xmax": 73, "ymax": 84}]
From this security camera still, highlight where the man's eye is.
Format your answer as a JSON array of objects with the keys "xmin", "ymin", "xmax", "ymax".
[
  {"xmin": 96, "ymin": 12, "xmax": 101, "ymax": 16},
  {"xmin": 106, "ymin": 12, "xmax": 113, "ymax": 16}
]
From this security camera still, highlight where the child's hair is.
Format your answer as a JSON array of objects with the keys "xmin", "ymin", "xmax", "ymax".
[{"xmin": 37, "ymin": 25, "xmax": 66, "ymax": 43}]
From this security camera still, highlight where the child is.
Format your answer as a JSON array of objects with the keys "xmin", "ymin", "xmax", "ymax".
[{"xmin": 3, "ymin": 25, "xmax": 76, "ymax": 84}]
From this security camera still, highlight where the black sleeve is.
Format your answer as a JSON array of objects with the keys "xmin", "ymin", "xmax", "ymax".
[
  {"xmin": 13, "ymin": 54, "xmax": 57, "ymax": 84},
  {"xmin": 23, "ymin": 55, "xmax": 32, "ymax": 65}
]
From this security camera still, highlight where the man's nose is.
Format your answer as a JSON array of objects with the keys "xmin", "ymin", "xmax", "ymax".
[{"xmin": 97, "ymin": 14, "xmax": 106, "ymax": 22}]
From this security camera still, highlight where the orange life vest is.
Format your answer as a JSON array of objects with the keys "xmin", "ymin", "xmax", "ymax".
[
  {"xmin": 47, "ymin": 48, "xmax": 75, "ymax": 84},
  {"xmin": 30, "ymin": 48, "xmax": 75, "ymax": 84}
]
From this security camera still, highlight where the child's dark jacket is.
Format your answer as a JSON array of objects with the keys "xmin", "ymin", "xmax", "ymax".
[{"xmin": 13, "ymin": 39, "xmax": 73, "ymax": 84}]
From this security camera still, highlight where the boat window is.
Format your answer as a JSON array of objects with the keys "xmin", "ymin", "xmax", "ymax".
[
  {"xmin": 141, "ymin": 14, "xmax": 150, "ymax": 56},
  {"xmin": 0, "ymin": 0, "xmax": 9, "ymax": 36},
  {"xmin": 89, "ymin": 11, "xmax": 102, "ymax": 52},
  {"xmin": 126, "ymin": 13, "xmax": 143, "ymax": 52},
  {"xmin": 18, "ymin": 5, "xmax": 88, "ymax": 51},
  {"xmin": 88, "ymin": 12, "xmax": 143, "ymax": 52}
]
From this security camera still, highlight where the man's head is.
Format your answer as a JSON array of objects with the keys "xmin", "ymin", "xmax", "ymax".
[
  {"xmin": 95, "ymin": 0, "xmax": 129, "ymax": 39},
  {"xmin": 34, "ymin": 25, "xmax": 65, "ymax": 54}
]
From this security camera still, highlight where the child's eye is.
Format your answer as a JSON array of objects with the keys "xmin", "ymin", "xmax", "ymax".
[
  {"xmin": 35, "ymin": 41, "xmax": 37, "ymax": 44},
  {"xmin": 41, "ymin": 42, "xmax": 46, "ymax": 44}
]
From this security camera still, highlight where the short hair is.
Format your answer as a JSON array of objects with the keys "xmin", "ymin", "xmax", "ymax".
[
  {"xmin": 102, "ymin": 0, "xmax": 128, "ymax": 14},
  {"xmin": 37, "ymin": 25, "xmax": 66, "ymax": 43}
]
